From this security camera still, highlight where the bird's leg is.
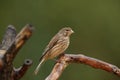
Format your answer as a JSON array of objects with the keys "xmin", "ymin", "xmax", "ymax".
[
  {"xmin": 58, "ymin": 53, "xmax": 65, "ymax": 58},
  {"xmin": 52, "ymin": 53, "xmax": 65, "ymax": 63},
  {"xmin": 52, "ymin": 58, "xmax": 59, "ymax": 62},
  {"xmin": 55, "ymin": 53, "xmax": 65, "ymax": 63}
]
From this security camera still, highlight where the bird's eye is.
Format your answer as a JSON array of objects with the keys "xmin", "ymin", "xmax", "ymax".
[{"xmin": 66, "ymin": 29, "xmax": 69, "ymax": 31}]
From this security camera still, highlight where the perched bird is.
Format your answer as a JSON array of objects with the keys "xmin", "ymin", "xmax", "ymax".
[{"xmin": 34, "ymin": 27, "xmax": 74, "ymax": 75}]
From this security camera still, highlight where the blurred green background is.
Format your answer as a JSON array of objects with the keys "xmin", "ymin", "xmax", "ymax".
[{"xmin": 0, "ymin": 0, "xmax": 120, "ymax": 80}]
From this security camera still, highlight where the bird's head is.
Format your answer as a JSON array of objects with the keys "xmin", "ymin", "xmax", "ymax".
[{"xmin": 59, "ymin": 27, "xmax": 74, "ymax": 37}]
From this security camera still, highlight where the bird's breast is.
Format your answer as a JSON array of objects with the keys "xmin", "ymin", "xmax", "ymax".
[{"xmin": 48, "ymin": 37, "xmax": 69, "ymax": 59}]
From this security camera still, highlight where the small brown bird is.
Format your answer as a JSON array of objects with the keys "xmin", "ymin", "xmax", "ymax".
[{"xmin": 34, "ymin": 27, "xmax": 74, "ymax": 75}]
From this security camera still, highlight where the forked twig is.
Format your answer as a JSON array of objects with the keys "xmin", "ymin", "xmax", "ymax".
[{"xmin": 0, "ymin": 24, "xmax": 34, "ymax": 80}]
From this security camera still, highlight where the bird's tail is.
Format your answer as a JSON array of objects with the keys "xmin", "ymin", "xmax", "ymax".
[{"xmin": 34, "ymin": 58, "xmax": 45, "ymax": 75}]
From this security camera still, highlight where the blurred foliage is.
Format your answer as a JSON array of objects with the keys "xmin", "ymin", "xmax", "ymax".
[{"xmin": 0, "ymin": 0, "xmax": 120, "ymax": 80}]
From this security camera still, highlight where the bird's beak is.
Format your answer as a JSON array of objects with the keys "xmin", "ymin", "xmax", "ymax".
[{"xmin": 71, "ymin": 30, "xmax": 74, "ymax": 33}]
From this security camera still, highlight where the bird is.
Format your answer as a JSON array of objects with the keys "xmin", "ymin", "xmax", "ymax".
[{"xmin": 34, "ymin": 27, "xmax": 74, "ymax": 75}]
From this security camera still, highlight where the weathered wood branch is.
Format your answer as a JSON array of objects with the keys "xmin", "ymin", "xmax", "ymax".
[
  {"xmin": 45, "ymin": 54, "xmax": 120, "ymax": 80},
  {"xmin": 0, "ymin": 24, "xmax": 34, "ymax": 80},
  {"xmin": 13, "ymin": 59, "xmax": 33, "ymax": 80},
  {"xmin": 0, "ymin": 25, "xmax": 16, "ymax": 70}
]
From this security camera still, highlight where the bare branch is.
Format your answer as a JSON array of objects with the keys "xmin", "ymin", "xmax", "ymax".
[
  {"xmin": 46, "ymin": 54, "xmax": 120, "ymax": 80},
  {"xmin": 13, "ymin": 59, "xmax": 32, "ymax": 80},
  {"xmin": 5, "ymin": 24, "xmax": 34, "ymax": 62},
  {"xmin": 0, "ymin": 24, "xmax": 34, "ymax": 80},
  {"xmin": 0, "ymin": 25, "xmax": 16, "ymax": 80},
  {"xmin": 0, "ymin": 25, "xmax": 16, "ymax": 50},
  {"xmin": 0, "ymin": 25, "xmax": 16, "ymax": 69}
]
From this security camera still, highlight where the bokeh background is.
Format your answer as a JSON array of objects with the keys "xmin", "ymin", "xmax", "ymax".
[{"xmin": 0, "ymin": 0, "xmax": 120, "ymax": 80}]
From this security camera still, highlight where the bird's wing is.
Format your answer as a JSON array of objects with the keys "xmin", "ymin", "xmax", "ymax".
[
  {"xmin": 46, "ymin": 34, "xmax": 59, "ymax": 49},
  {"xmin": 39, "ymin": 34, "xmax": 59, "ymax": 61}
]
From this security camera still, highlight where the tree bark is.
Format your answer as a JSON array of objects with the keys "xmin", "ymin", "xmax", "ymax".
[
  {"xmin": 0, "ymin": 24, "xmax": 33, "ymax": 80},
  {"xmin": 45, "ymin": 54, "xmax": 120, "ymax": 80}
]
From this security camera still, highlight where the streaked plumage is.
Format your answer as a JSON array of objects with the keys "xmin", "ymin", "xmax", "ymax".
[{"xmin": 34, "ymin": 27, "xmax": 74, "ymax": 75}]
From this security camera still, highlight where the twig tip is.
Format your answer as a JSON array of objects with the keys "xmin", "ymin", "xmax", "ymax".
[{"xmin": 24, "ymin": 59, "xmax": 33, "ymax": 66}]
